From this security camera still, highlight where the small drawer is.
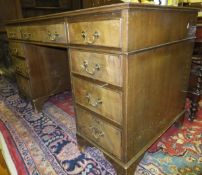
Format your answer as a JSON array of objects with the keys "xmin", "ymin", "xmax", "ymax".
[
  {"xmin": 73, "ymin": 77, "xmax": 123, "ymax": 124},
  {"xmin": 16, "ymin": 74, "xmax": 31, "ymax": 98},
  {"xmin": 13, "ymin": 57, "xmax": 29, "ymax": 77},
  {"xmin": 21, "ymin": 25, "xmax": 39, "ymax": 41},
  {"xmin": 43, "ymin": 22, "xmax": 67, "ymax": 44},
  {"xmin": 9, "ymin": 42, "xmax": 25, "ymax": 57},
  {"xmin": 69, "ymin": 19, "xmax": 121, "ymax": 48},
  {"xmin": 76, "ymin": 106, "xmax": 122, "ymax": 159},
  {"xmin": 6, "ymin": 26, "xmax": 21, "ymax": 39},
  {"xmin": 21, "ymin": 20, "xmax": 67, "ymax": 44},
  {"xmin": 70, "ymin": 49, "xmax": 123, "ymax": 87}
]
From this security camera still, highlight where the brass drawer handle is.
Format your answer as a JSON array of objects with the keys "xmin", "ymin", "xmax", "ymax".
[
  {"xmin": 12, "ymin": 48, "xmax": 18, "ymax": 55},
  {"xmin": 85, "ymin": 93, "xmax": 102, "ymax": 107},
  {"xmin": 89, "ymin": 126, "xmax": 104, "ymax": 140},
  {"xmin": 22, "ymin": 33, "xmax": 32, "ymax": 40},
  {"xmin": 9, "ymin": 32, "xmax": 16, "ymax": 38},
  {"xmin": 15, "ymin": 65, "xmax": 21, "ymax": 72},
  {"xmin": 81, "ymin": 60, "xmax": 100, "ymax": 75},
  {"xmin": 81, "ymin": 31, "xmax": 100, "ymax": 44},
  {"xmin": 48, "ymin": 31, "xmax": 59, "ymax": 41}
]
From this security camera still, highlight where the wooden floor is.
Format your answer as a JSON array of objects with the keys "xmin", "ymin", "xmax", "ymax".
[{"xmin": 0, "ymin": 151, "xmax": 10, "ymax": 175}]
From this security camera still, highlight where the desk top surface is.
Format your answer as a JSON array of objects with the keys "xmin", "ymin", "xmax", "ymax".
[{"xmin": 6, "ymin": 2, "xmax": 198, "ymax": 24}]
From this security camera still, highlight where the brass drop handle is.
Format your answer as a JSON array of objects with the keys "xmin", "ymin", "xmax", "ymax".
[
  {"xmin": 12, "ymin": 48, "xmax": 18, "ymax": 55},
  {"xmin": 81, "ymin": 31, "xmax": 100, "ymax": 44},
  {"xmin": 85, "ymin": 93, "xmax": 102, "ymax": 107},
  {"xmin": 48, "ymin": 31, "xmax": 59, "ymax": 41},
  {"xmin": 22, "ymin": 33, "xmax": 31, "ymax": 40},
  {"xmin": 81, "ymin": 60, "xmax": 100, "ymax": 75},
  {"xmin": 89, "ymin": 126, "xmax": 104, "ymax": 140},
  {"xmin": 9, "ymin": 32, "xmax": 16, "ymax": 38},
  {"xmin": 16, "ymin": 65, "xmax": 21, "ymax": 72}
]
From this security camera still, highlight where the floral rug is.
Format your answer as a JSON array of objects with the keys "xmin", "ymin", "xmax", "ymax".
[{"xmin": 0, "ymin": 77, "xmax": 202, "ymax": 175}]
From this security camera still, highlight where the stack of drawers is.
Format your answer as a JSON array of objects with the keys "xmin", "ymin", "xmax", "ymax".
[
  {"xmin": 9, "ymin": 41, "xmax": 31, "ymax": 98},
  {"xmin": 6, "ymin": 19, "xmax": 70, "ymax": 111},
  {"xmin": 68, "ymin": 17, "xmax": 124, "ymax": 161},
  {"xmin": 67, "ymin": 6, "xmax": 197, "ymax": 174}
]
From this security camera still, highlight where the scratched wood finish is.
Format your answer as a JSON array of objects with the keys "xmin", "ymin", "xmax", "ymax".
[
  {"xmin": 123, "ymin": 9, "xmax": 197, "ymax": 52},
  {"xmin": 69, "ymin": 49, "xmax": 123, "ymax": 87},
  {"xmin": 73, "ymin": 76, "xmax": 123, "ymax": 125},
  {"xmin": 76, "ymin": 106, "xmax": 122, "ymax": 159}
]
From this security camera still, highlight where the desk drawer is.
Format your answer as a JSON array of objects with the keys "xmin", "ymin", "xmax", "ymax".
[
  {"xmin": 73, "ymin": 77, "xmax": 122, "ymax": 124},
  {"xmin": 43, "ymin": 22, "xmax": 67, "ymax": 44},
  {"xmin": 21, "ymin": 25, "xmax": 37, "ymax": 41},
  {"xmin": 13, "ymin": 57, "xmax": 29, "ymax": 77},
  {"xmin": 70, "ymin": 49, "xmax": 123, "ymax": 87},
  {"xmin": 76, "ymin": 106, "xmax": 122, "ymax": 159},
  {"xmin": 69, "ymin": 19, "xmax": 121, "ymax": 48},
  {"xmin": 6, "ymin": 26, "xmax": 21, "ymax": 39},
  {"xmin": 16, "ymin": 74, "xmax": 31, "ymax": 98},
  {"xmin": 9, "ymin": 42, "xmax": 25, "ymax": 57},
  {"xmin": 21, "ymin": 21, "xmax": 67, "ymax": 44}
]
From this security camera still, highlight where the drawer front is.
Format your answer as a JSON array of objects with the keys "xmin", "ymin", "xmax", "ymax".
[
  {"xmin": 9, "ymin": 42, "xmax": 25, "ymax": 57},
  {"xmin": 6, "ymin": 26, "xmax": 21, "ymax": 39},
  {"xmin": 43, "ymin": 22, "xmax": 67, "ymax": 44},
  {"xmin": 13, "ymin": 57, "xmax": 29, "ymax": 77},
  {"xmin": 73, "ymin": 77, "xmax": 122, "ymax": 124},
  {"xmin": 76, "ymin": 106, "xmax": 122, "ymax": 159},
  {"xmin": 70, "ymin": 49, "xmax": 123, "ymax": 87},
  {"xmin": 21, "ymin": 25, "xmax": 38, "ymax": 41},
  {"xmin": 69, "ymin": 19, "xmax": 121, "ymax": 48},
  {"xmin": 16, "ymin": 74, "xmax": 31, "ymax": 98},
  {"xmin": 21, "ymin": 21, "xmax": 67, "ymax": 44}
]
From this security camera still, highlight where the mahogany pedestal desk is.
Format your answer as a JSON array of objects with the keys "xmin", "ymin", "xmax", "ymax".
[{"xmin": 6, "ymin": 3, "xmax": 197, "ymax": 174}]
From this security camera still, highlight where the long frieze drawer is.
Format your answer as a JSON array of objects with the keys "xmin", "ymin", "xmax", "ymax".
[
  {"xmin": 73, "ymin": 77, "xmax": 123, "ymax": 124},
  {"xmin": 12, "ymin": 57, "xmax": 29, "ymax": 77},
  {"xmin": 68, "ymin": 19, "xmax": 121, "ymax": 48},
  {"xmin": 9, "ymin": 42, "xmax": 25, "ymax": 57},
  {"xmin": 70, "ymin": 49, "xmax": 123, "ymax": 87},
  {"xmin": 43, "ymin": 22, "xmax": 67, "ymax": 43},
  {"xmin": 16, "ymin": 74, "xmax": 31, "ymax": 98},
  {"xmin": 21, "ymin": 21, "xmax": 67, "ymax": 43},
  {"xmin": 21, "ymin": 25, "xmax": 38, "ymax": 41},
  {"xmin": 6, "ymin": 26, "xmax": 21, "ymax": 39},
  {"xmin": 76, "ymin": 106, "xmax": 122, "ymax": 159}
]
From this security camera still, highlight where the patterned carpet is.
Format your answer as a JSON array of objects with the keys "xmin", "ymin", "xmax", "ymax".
[{"xmin": 0, "ymin": 77, "xmax": 202, "ymax": 175}]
